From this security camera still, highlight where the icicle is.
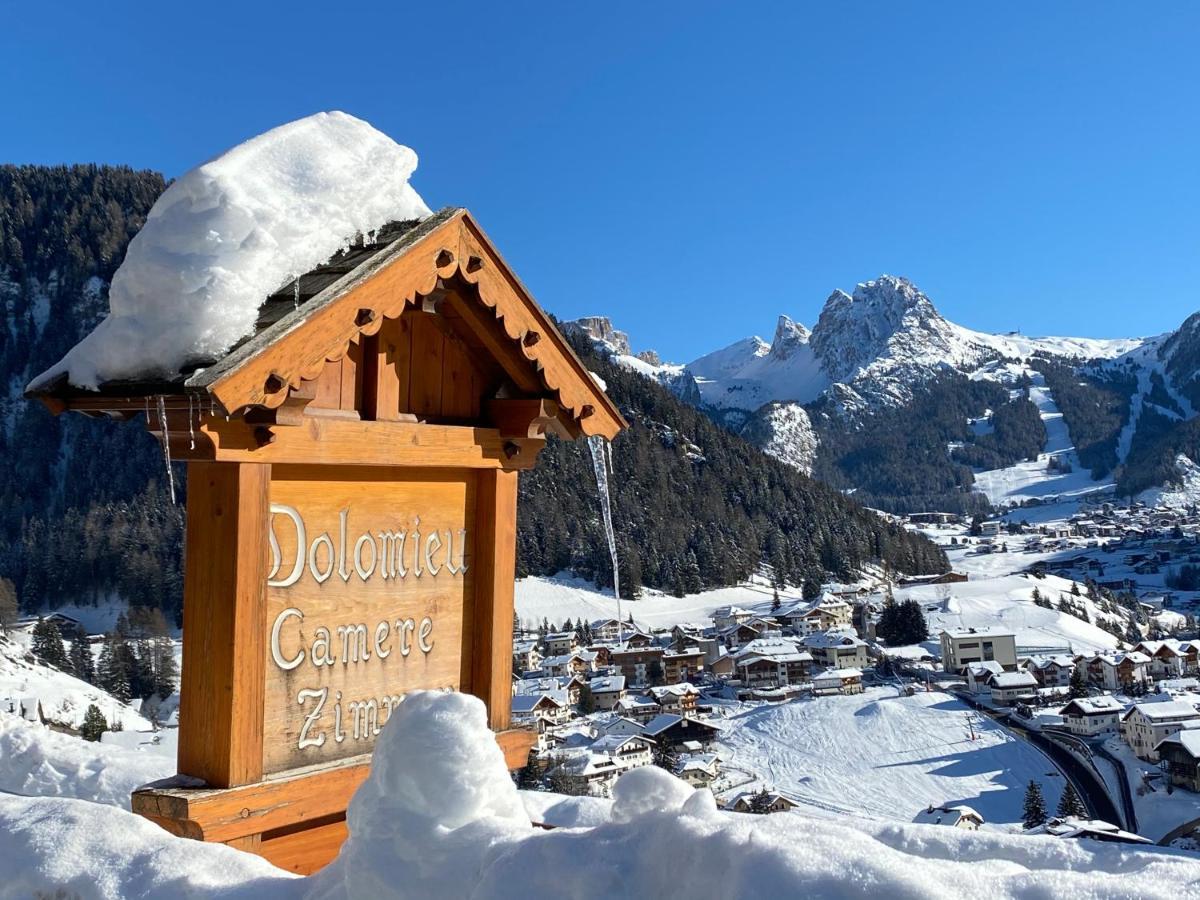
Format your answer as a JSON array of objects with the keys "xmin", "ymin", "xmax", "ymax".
[
  {"xmin": 155, "ymin": 395, "xmax": 176, "ymax": 505},
  {"xmin": 294, "ymin": 277, "xmax": 301, "ymax": 309},
  {"xmin": 587, "ymin": 435, "xmax": 623, "ymax": 642},
  {"xmin": 187, "ymin": 394, "xmax": 196, "ymax": 450}
]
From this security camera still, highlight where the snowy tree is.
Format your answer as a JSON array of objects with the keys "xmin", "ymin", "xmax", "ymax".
[
  {"xmin": 31, "ymin": 619, "xmax": 69, "ymax": 671},
  {"xmin": 1056, "ymin": 783, "xmax": 1086, "ymax": 819},
  {"xmin": 748, "ymin": 789, "xmax": 775, "ymax": 815},
  {"xmin": 1022, "ymin": 780, "xmax": 1048, "ymax": 829},
  {"xmin": 98, "ymin": 632, "xmax": 133, "ymax": 703},
  {"xmin": 771, "ymin": 589, "xmax": 781, "ymax": 614},
  {"xmin": 79, "ymin": 703, "xmax": 107, "ymax": 742},
  {"xmin": 68, "ymin": 624, "xmax": 95, "ymax": 684}
]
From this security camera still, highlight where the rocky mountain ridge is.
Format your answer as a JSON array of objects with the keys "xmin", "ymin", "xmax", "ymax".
[{"xmin": 568, "ymin": 277, "xmax": 1196, "ymax": 512}]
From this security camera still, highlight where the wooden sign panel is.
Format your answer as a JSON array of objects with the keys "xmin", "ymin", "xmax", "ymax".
[{"xmin": 262, "ymin": 465, "xmax": 474, "ymax": 774}]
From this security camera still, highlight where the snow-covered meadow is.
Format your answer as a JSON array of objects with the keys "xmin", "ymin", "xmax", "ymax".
[
  {"xmin": 6, "ymin": 691, "xmax": 1200, "ymax": 900},
  {"xmin": 716, "ymin": 687, "xmax": 1065, "ymax": 827}
]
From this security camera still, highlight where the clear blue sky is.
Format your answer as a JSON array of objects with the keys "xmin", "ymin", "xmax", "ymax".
[{"xmin": 3, "ymin": 3, "xmax": 1198, "ymax": 361}]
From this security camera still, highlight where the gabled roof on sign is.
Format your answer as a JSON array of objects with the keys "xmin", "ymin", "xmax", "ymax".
[{"xmin": 30, "ymin": 207, "xmax": 626, "ymax": 440}]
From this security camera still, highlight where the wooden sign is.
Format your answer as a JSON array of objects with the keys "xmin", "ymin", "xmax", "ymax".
[
  {"xmin": 30, "ymin": 208, "xmax": 627, "ymax": 875},
  {"xmin": 263, "ymin": 466, "xmax": 471, "ymax": 774}
]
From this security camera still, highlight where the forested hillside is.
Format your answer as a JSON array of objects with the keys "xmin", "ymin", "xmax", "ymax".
[
  {"xmin": 0, "ymin": 166, "xmax": 182, "ymax": 619},
  {"xmin": 0, "ymin": 166, "xmax": 946, "ymax": 622},
  {"xmin": 805, "ymin": 374, "xmax": 1010, "ymax": 515}
]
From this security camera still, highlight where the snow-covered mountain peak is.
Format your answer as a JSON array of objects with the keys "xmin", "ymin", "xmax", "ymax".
[
  {"xmin": 810, "ymin": 274, "xmax": 966, "ymax": 385},
  {"xmin": 769, "ymin": 315, "xmax": 811, "ymax": 361}
]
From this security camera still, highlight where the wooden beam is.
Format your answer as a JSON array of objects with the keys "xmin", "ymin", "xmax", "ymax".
[
  {"xmin": 177, "ymin": 462, "xmax": 270, "ymax": 788},
  {"xmin": 471, "ymin": 469, "xmax": 519, "ymax": 731},
  {"xmin": 132, "ymin": 728, "xmax": 536, "ymax": 846},
  {"xmin": 443, "ymin": 288, "xmax": 543, "ymax": 395},
  {"xmin": 157, "ymin": 414, "xmax": 545, "ymax": 470},
  {"xmin": 486, "ymin": 398, "xmax": 572, "ymax": 439}
]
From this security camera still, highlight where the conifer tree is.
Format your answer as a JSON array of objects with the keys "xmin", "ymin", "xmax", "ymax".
[
  {"xmin": 577, "ymin": 683, "xmax": 596, "ymax": 715},
  {"xmin": 1022, "ymin": 780, "xmax": 1048, "ymax": 829},
  {"xmin": 79, "ymin": 703, "xmax": 107, "ymax": 742},
  {"xmin": 0, "ymin": 578, "xmax": 17, "ymax": 634},
  {"xmin": 748, "ymin": 788, "xmax": 775, "ymax": 815},
  {"xmin": 1068, "ymin": 664, "xmax": 1088, "ymax": 699},
  {"xmin": 1056, "ymin": 783, "xmax": 1086, "ymax": 819},
  {"xmin": 516, "ymin": 753, "xmax": 542, "ymax": 790},
  {"xmin": 97, "ymin": 632, "xmax": 133, "ymax": 703},
  {"xmin": 652, "ymin": 740, "xmax": 678, "ymax": 773},
  {"xmin": 31, "ymin": 619, "xmax": 69, "ymax": 671},
  {"xmin": 68, "ymin": 624, "xmax": 95, "ymax": 684}
]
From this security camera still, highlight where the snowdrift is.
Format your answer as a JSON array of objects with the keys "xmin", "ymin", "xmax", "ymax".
[
  {"xmin": 3, "ymin": 692, "xmax": 1200, "ymax": 899},
  {"xmin": 33, "ymin": 111, "xmax": 431, "ymax": 390}
]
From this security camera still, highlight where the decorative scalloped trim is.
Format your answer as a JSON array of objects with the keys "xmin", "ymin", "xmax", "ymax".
[{"xmin": 217, "ymin": 216, "xmax": 621, "ymax": 438}]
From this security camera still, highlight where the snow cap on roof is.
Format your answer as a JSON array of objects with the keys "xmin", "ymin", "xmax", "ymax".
[{"xmin": 34, "ymin": 112, "xmax": 430, "ymax": 390}]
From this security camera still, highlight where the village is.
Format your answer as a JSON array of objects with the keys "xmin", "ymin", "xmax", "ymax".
[{"xmin": 501, "ymin": 495, "xmax": 1200, "ymax": 849}]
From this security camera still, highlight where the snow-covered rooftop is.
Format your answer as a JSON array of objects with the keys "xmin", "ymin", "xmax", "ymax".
[{"xmin": 33, "ymin": 111, "xmax": 430, "ymax": 391}]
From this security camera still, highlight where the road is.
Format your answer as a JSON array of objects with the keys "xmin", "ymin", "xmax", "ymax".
[
  {"xmin": 1088, "ymin": 739, "xmax": 1140, "ymax": 834},
  {"xmin": 954, "ymin": 690, "xmax": 1125, "ymax": 829}
]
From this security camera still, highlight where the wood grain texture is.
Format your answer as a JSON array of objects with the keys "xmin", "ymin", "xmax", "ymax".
[
  {"xmin": 160, "ymin": 415, "xmax": 546, "ymax": 471},
  {"xmin": 262, "ymin": 466, "xmax": 473, "ymax": 775},
  {"xmin": 260, "ymin": 817, "xmax": 347, "ymax": 875},
  {"xmin": 470, "ymin": 469, "xmax": 518, "ymax": 731},
  {"xmin": 177, "ymin": 462, "xmax": 271, "ymax": 788}
]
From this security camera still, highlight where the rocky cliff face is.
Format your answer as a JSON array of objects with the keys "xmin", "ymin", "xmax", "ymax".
[{"xmin": 566, "ymin": 316, "xmax": 634, "ymax": 356}]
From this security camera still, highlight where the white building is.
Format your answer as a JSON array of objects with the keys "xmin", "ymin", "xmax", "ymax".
[
  {"xmin": 1121, "ymin": 701, "xmax": 1200, "ymax": 761},
  {"xmin": 587, "ymin": 674, "xmax": 627, "ymax": 711},
  {"xmin": 802, "ymin": 629, "xmax": 869, "ymax": 670},
  {"xmin": 1058, "ymin": 696, "xmax": 1124, "ymax": 737},
  {"xmin": 989, "ymin": 671, "xmax": 1039, "ymax": 706},
  {"xmin": 543, "ymin": 631, "xmax": 579, "ymax": 657},
  {"xmin": 913, "ymin": 805, "xmax": 984, "ymax": 830},
  {"xmin": 965, "ymin": 661, "xmax": 1004, "ymax": 694},
  {"xmin": 712, "ymin": 606, "xmax": 756, "ymax": 632}
]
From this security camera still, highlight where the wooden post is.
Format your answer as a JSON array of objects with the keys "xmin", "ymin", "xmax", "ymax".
[
  {"xmin": 177, "ymin": 462, "xmax": 271, "ymax": 789},
  {"xmin": 471, "ymin": 468, "xmax": 518, "ymax": 731}
]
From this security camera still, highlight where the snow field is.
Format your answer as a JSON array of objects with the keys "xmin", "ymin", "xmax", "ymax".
[
  {"xmin": 4, "ymin": 691, "xmax": 1200, "ymax": 899},
  {"xmin": 0, "ymin": 713, "xmax": 172, "ymax": 806},
  {"xmin": 514, "ymin": 573, "xmax": 791, "ymax": 631},
  {"xmin": 717, "ymin": 687, "xmax": 1065, "ymax": 826},
  {"xmin": 0, "ymin": 634, "xmax": 153, "ymax": 731}
]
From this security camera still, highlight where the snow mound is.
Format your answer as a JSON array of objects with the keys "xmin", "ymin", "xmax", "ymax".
[
  {"xmin": 34, "ymin": 111, "xmax": 431, "ymax": 390},
  {"xmin": 0, "ymin": 713, "xmax": 172, "ymax": 806},
  {"xmin": 4, "ymin": 691, "xmax": 1200, "ymax": 898}
]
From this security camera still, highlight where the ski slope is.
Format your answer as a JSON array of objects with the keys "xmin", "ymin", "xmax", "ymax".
[
  {"xmin": 717, "ymin": 687, "xmax": 1063, "ymax": 827},
  {"xmin": 972, "ymin": 373, "xmax": 1114, "ymax": 508},
  {"xmin": 897, "ymin": 572, "xmax": 1120, "ymax": 654}
]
